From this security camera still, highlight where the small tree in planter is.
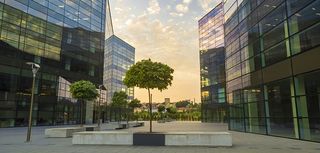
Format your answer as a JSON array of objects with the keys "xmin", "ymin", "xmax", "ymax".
[
  {"xmin": 124, "ymin": 59, "xmax": 174, "ymax": 132},
  {"xmin": 129, "ymin": 98, "xmax": 142, "ymax": 122},
  {"xmin": 70, "ymin": 80, "xmax": 98, "ymax": 127},
  {"xmin": 111, "ymin": 91, "xmax": 128, "ymax": 123}
]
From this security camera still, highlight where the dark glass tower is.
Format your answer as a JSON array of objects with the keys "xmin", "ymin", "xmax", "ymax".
[
  {"xmin": 199, "ymin": 3, "xmax": 227, "ymax": 123},
  {"xmin": 0, "ymin": 0, "xmax": 106, "ymax": 127},
  {"xmin": 224, "ymin": 0, "xmax": 320, "ymax": 142}
]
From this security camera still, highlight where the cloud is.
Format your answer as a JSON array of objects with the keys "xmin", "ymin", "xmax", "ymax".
[
  {"xmin": 147, "ymin": 0, "xmax": 161, "ymax": 14},
  {"xmin": 197, "ymin": 0, "xmax": 220, "ymax": 12},
  {"xmin": 114, "ymin": 13, "xmax": 200, "ymax": 102},
  {"xmin": 183, "ymin": 0, "xmax": 192, "ymax": 4},
  {"xmin": 125, "ymin": 19, "xmax": 132, "ymax": 25},
  {"xmin": 170, "ymin": 12, "xmax": 184, "ymax": 17},
  {"xmin": 176, "ymin": 4, "xmax": 188, "ymax": 13},
  {"xmin": 173, "ymin": 0, "xmax": 193, "ymax": 16}
]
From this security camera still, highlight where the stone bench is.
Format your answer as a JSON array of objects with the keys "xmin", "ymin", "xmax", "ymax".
[
  {"xmin": 45, "ymin": 127, "xmax": 85, "ymax": 138},
  {"xmin": 165, "ymin": 132, "xmax": 232, "ymax": 147},
  {"xmin": 72, "ymin": 131, "xmax": 132, "ymax": 145}
]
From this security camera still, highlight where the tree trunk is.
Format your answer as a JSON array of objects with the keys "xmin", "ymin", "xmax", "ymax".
[
  {"xmin": 80, "ymin": 99, "xmax": 83, "ymax": 127},
  {"xmin": 148, "ymin": 88, "xmax": 152, "ymax": 133}
]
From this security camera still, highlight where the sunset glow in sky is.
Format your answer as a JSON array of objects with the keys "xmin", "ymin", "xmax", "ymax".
[{"xmin": 109, "ymin": 0, "xmax": 221, "ymax": 103}]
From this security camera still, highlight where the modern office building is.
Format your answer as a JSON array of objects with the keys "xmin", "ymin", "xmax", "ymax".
[
  {"xmin": 103, "ymin": 35, "xmax": 135, "ymax": 104},
  {"xmin": 0, "ymin": 0, "xmax": 107, "ymax": 127},
  {"xmin": 199, "ymin": 3, "xmax": 227, "ymax": 123},
  {"xmin": 224, "ymin": 0, "xmax": 320, "ymax": 142}
]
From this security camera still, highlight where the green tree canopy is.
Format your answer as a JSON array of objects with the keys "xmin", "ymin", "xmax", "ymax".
[
  {"xmin": 123, "ymin": 59, "xmax": 174, "ymax": 91},
  {"xmin": 123, "ymin": 59, "xmax": 174, "ymax": 132},
  {"xmin": 111, "ymin": 91, "xmax": 128, "ymax": 107},
  {"xmin": 158, "ymin": 105, "xmax": 165, "ymax": 113},
  {"xmin": 129, "ymin": 98, "xmax": 142, "ymax": 109},
  {"xmin": 175, "ymin": 101, "xmax": 191, "ymax": 108},
  {"xmin": 69, "ymin": 80, "xmax": 98, "ymax": 126},
  {"xmin": 70, "ymin": 80, "xmax": 98, "ymax": 101},
  {"xmin": 166, "ymin": 107, "xmax": 177, "ymax": 114}
]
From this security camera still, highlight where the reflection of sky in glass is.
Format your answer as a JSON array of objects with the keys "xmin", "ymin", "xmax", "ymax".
[{"xmin": 199, "ymin": 3, "xmax": 224, "ymax": 51}]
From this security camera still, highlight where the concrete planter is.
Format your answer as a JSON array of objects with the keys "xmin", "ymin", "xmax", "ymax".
[
  {"xmin": 72, "ymin": 131, "xmax": 232, "ymax": 147},
  {"xmin": 165, "ymin": 132, "xmax": 232, "ymax": 147},
  {"xmin": 72, "ymin": 131, "xmax": 132, "ymax": 145},
  {"xmin": 45, "ymin": 127, "xmax": 85, "ymax": 138}
]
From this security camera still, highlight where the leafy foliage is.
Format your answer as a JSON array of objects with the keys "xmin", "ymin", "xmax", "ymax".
[
  {"xmin": 123, "ymin": 59, "xmax": 174, "ymax": 91},
  {"xmin": 123, "ymin": 59, "xmax": 174, "ymax": 132},
  {"xmin": 175, "ymin": 101, "xmax": 191, "ymax": 108},
  {"xmin": 157, "ymin": 105, "xmax": 166, "ymax": 113},
  {"xmin": 111, "ymin": 91, "xmax": 128, "ymax": 108},
  {"xmin": 129, "ymin": 98, "xmax": 142, "ymax": 109},
  {"xmin": 166, "ymin": 106, "xmax": 177, "ymax": 114},
  {"xmin": 69, "ymin": 80, "xmax": 98, "ymax": 101},
  {"xmin": 69, "ymin": 80, "xmax": 98, "ymax": 126}
]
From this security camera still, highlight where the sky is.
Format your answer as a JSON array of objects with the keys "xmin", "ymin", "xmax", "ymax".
[{"xmin": 109, "ymin": 0, "xmax": 221, "ymax": 103}]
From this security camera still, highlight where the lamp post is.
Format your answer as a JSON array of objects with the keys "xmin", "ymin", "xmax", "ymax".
[
  {"xmin": 25, "ymin": 62, "xmax": 40, "ymax": 142},
  {"xmin": 98, "ymin": 85, "xmax": 106, "ymax": 128}
]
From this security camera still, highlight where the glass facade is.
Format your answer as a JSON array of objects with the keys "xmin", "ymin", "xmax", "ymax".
[
  {"xmin": 0, "ymin": 0, "xmax": 106, "ymax": 127},
  {"xmin": 199, "ymin": 3, "xmax": 227, "ymax": 123},
  {"xmin": 225, "ymin": 0, "xmax": 320, "ymax": 142},
  {"xmin": 104, "ymin": 35, "xmax": 135, "ymax": 103}
]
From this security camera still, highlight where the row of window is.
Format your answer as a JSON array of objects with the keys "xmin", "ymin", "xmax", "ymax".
[{"xmin": 225, "ymin": 0, "xmax": 320, "ymax": 83}]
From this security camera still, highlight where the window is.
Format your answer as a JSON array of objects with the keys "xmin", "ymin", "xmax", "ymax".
[
  {"xmin": 290, "ymin": 22, "xmax": 320, "ymax": 55},
  {"xmin": 288, "ymin": 0, "xmax": 320, "ymax": 35},
  {"xmin": 259, "ymin": 3, "xmax": 286, "ymax": 34},
  {"xmin": 263, "ymin": 40, "xmax": 290, "ymax": 66},
  {"xmin": 262, "ymin": 21, "xmax": 288, "ymax": 49}
]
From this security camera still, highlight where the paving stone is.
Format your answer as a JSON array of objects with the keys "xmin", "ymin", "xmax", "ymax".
[{"xmin": 0, "ymin": 121, "xmax": 319, "ymax": 153}]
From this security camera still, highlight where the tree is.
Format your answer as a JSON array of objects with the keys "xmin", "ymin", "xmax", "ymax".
[
  {"xmin": 129, "ymin": 98, "xmax": 142, "ymax": 110},
  {"xmin": 124, "ymin": 59, "xmax": 174, "ymax": 132},
  {"xmin": 129, "ymin": 98, "xmax": 142, "ymax": 122},
  {"xmin": 70, "ymin": 80, "xmax": 98, "ymax": 127},
  {"xmin": 111, "ymin": 91, "xmax": 128, "ymax": 108},
  {"xmin": 111, "ymin": 91, "xmax": 128, "ymax": 123},
  {"xmin": 166, "ymin": 106, "xmax": 177, "ymax": 114},
  {"xmin": 157, "ymin": 105, "xmax": 165, "ymax": 113},
  {"xmin": 175, "ymin": 100, "xmax": 191, "ymax": 108}
]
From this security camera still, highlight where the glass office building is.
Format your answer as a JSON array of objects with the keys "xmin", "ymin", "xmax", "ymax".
[
  {"xmin": 199, "ymin": 3, "xmax": 227, "ymax": 123},
  {"xmin": 224, "ymin": 0, "xmax": 320, "ymax": 142},
  {"xmin": 104, "ymin": 35, "xmax": 134, "ymax": 103},
  {"xmin": 0, "ymin": 0, "xmax": 106, "ymax": 127}
]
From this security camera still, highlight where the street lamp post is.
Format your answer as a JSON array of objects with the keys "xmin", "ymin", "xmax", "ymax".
[{"xmin": 25, "ymin": 62, "xmax": 40, "ymax": 142}]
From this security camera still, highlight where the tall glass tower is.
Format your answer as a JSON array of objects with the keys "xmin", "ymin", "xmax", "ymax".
[
  {"xmin": 0, "ymin": 0, "xmax": 107, "ymax": 127},
  {"xmin": 224, "ymin": 0, "xmax": 320, "ymax": 142},
  {"xmin": 104, "ymin": 35, "xmax": 135, "ymax": 104},
  {"xmin": 199, "ymin": 3, "xmax": 227, "ymax": 123}
]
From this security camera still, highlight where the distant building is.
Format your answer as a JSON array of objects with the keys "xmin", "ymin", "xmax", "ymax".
[
  {"xmin": 199, "ymin": 2, "xmax": 227, "ymax": 123},
  {"xmin": 104, "ymin": 35, "xmax": 135, "ymax": 104},
  {"xmin": 164, "ymin": 98, "xmax": 170, "ymax": 103}
]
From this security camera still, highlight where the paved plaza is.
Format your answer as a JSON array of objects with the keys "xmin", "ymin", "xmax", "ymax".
[{"xmin": 0, "ymin": 121, "xmax": 319, "ymax": 153}]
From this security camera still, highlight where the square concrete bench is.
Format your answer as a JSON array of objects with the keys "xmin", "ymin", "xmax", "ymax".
[
  {"xmin": 72, "ymin": 131, "xmax": 132, "ymax": 145},
  {"xmin": 45, "ymin": 127, "xmax": 85, "ymax": 138},
  {"xmin": 165, "ymin": 132, "xmax": 232, "ymax": 147}
]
